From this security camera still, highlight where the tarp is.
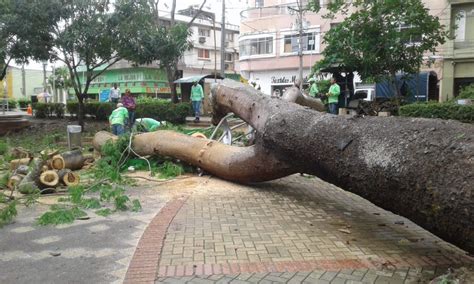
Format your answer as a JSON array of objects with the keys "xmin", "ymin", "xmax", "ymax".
[{"xmin": 376, "ymin": 72, "xmax": 434, "ymax": 102}]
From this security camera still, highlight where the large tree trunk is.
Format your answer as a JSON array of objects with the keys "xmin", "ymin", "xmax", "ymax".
[
  {"xmin": 93, "ymin": 131, "xmax": 295, "ymax": 183},
  {"xmin": 211, "ymin": 79, "xmax": 474, "ymax": 253}
]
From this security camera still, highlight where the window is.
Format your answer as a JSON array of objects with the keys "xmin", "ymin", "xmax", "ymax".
[
  {"xmin": 397, "ymin": 23, "xmax": 422, "ymax": 46},
  {"xmin": 454, "ymin": 10, "xmax": 466, "ymax": 42},
  {"xmin": 198, "ymin": 28, "xmax": 210, "ymax": 37},
  {"xmin": 198, "ymin": 49, "xmax": 210, "ymax": 59},
  {"xmin": 255, "ymin": 0, "xmax": 264, "ymax": 8},
  {"xmin": 226, "ymin": 32, "xmax": 234, "ymax": 42},
  {"xmin": 240, "ymin": 37, "xmax": 273, "ymax": 57},
  {"xmin": 225, "ymin": 53, "xmax": 233, "ymax": 62},
  {"xmin": 283, "ymin": 33, "xmax": 317, "ymax": 53}
]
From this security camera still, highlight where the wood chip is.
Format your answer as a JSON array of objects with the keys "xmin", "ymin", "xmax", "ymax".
[{"xmin": 338, "ymin": 228, "xmax": 351, "ymax": 234}]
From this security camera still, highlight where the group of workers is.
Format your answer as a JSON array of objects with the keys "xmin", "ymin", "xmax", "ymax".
[
  {"xmin": 308, "ymin": 77, "xmax": 341, "ymax": 115},
  {"xmin": 107, "ymin": 79, "xmax": 205, "ymax": 136},
  {"xmin": 107, "ymin": 77, "xmax": 339, "ymax": 136}
]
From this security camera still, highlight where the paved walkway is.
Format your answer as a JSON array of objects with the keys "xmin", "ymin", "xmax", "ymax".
[{"xmin": 122, "ymin": 175, "xmax": 472, "ymax": 283}]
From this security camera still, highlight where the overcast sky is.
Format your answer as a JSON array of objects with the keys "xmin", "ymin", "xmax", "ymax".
[{"xmin": 13, "ymin": 0, "xmax": 248, "ymax": 70}]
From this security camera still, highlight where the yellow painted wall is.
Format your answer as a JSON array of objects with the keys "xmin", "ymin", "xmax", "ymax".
[{"xmin": 0, "ymin": 70, "xmax": 13, "ymax": 98}]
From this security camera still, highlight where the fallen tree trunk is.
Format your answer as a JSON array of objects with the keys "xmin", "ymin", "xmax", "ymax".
[
  {"xmin": 212, "ymin": 79, "xmax": 474, "ymax": 253},
  {"xmin": 7, "ymin": 174, "xmax": 25, "ymax": 190},
  {"xmin": 18, "ymin": 159, "xmax": 45, "ymax": 194},
  {"xmin": 9, "ymin": 158, "xmax": 32, "ymax": 171},
  {"xmin": 93, "ymin": 131, "xmax": 296, "ymax": 183}
]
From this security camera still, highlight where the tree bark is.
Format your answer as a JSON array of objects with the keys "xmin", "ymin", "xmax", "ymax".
[
  {"xmin": 39, "ymin": 170, "xmax": 59, "ymax": 188},
  {"xmin": 51, "ymin": 149, "xmax": 86, "ymax": 170},
  {"xmin": 93, "ymin": 131, "xmax": 295, "ymax": 183},
  {"xmin": 58, "ymin": 169, "xmax": 80, "ymax": 186},
  {"xmin": 211, "ymin": 79, "xmax": 474, "ymax": 253}
]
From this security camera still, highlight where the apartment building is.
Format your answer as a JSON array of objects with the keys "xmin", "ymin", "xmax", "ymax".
[
  {"xmin": 239, "ymin": 0, "xmax": 470, "ymax": 100},
  {"xmin": 0, "ymin": 66, "xmax": 51, "ymax": 100},
  {"xmin": 439, "ymin": 0, "xmax": 474, "ymax": 100}
]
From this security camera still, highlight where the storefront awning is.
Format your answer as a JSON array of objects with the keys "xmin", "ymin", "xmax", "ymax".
[{"xmin": 174, "ymin": 74, "xmax": 224, "ymax": 84}]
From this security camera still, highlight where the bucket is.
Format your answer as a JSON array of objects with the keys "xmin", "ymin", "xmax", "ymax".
[{"xmin": 67, "ymin": 125, "xmax": 82, "ymax": 150}]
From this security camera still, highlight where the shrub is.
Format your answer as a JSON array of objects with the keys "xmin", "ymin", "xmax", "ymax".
[
  {"xmin": 7, "ymin": 98, "xmax": 17, "ymax": 109},
  {"xmin": 32, "ymin": 103, "xmax": 65, "ymax": 118},
  {"xmin": 458, "ymin": 84, "xmax": 474, "ymax": 100},
  {"xmin": 66, "ymin": 100, "xmax": 191, "ymax": 124},
  {"xmin": 17, "ymin": 98, "xmax": 30, "ymax": 109},
  {"xmin": 399, "ymin": 102, "xmax": 474, "ymax": 123}
]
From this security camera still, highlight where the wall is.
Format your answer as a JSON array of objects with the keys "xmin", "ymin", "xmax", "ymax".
[{"xmin": 0, "ymin": 67, "xmax": 50, "ymax": 100}]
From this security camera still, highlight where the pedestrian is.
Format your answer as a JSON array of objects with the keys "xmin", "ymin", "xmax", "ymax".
[
  {"xmin": 191, "ymin": 80, "xmax": 204, "ymax": 122},
  {"xmin": 109, "ymin": 83, "xmax": 121, "ymax": 103},
  {"xmin": 133, "ymin": 118, "xmax": 163, "ymax": 132},
  {"xmin": 326, "ymin": 77, "xmax": 340, "ymax": 115},
  {"xmin": 109, "ymin": 103, "xmax": 128, "ymax": 136},
  {"xmin": 121, "ymin": 89, "xmax": 136, "ymax": 129},
  {"xmin": 308, "ymin": 78, "xmax": 319, "ymax": 98}
]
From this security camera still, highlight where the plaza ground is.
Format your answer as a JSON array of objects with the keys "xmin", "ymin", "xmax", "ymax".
[{"xmin": 1, "ymin": 174, "xmax": 472, "ymax": 283}]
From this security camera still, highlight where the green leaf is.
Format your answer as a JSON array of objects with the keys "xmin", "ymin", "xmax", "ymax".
[
  {"xmin": 114, "ymin": 195, "xmax": 130, "ymax": 211},
  {"xmin": 131, "ymin": 199, "xmax": 142, "ymax": 212},
  {"xmin": 95, "ymin": 208, "xmax": 112, "ymax": 217},
  {"xmin": 37, "ymin": 206, "xmax": 87, "ymax": 226}
]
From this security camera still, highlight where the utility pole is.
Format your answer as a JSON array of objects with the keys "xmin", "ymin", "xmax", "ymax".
[
  {"xmin": 288, "ymin": 1, "xmax": 305, "ymax": 89},
  {"xmin": 42, "ymin": 61, "xmax": 47, "ymax": 92},
  {"xmin": 220, "ymin": 0, "xmax": 226, "ymax": 77},
  {"xmin": 21, "ymin": 65, "xmax": 26, "ymax": 97},
  {"xmin": 52, "ymin": 65, "xmax": 56, "ymax": 102}
]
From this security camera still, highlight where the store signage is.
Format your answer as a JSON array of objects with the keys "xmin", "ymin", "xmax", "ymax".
[{"xmin": 271, "ymin": 75, "xmax": 309, "ymax": 84}]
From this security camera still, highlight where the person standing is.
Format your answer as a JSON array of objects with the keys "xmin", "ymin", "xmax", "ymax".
[
  {"xmin": 108, "ymin": 103, "xmax": 128, "ymax": 136},
  {"xmin": 191, "ymin": 80, "xmax": 204, "ymax": 122},
  {"xmin": 326, "ymin": 77, "xmax": 340, "ymax": 115},
  {"xmin": 109, "ymin": 83, "xmax": 121, "ymax": 103},
  {"xmin": 308, "ymin": 78, "xmax": 319, "ymax": 98},
  {"xmin": 121, "ymin": 89, "xmax": 136, "ymax": 129}
]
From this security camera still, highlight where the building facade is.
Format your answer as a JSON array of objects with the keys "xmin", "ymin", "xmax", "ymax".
[
  {"xmin": 239, "ymin": 0, "xmax": 470, "ymax": 101},
  {"xmin": 77, "ymin": 8, "xmax": 241, "ymax": 98},
  {"xmin": 0, "ymin": 66, "xmax": 51, "ymax": 100},
  {"xmin": 439, "ymin": 0, "xmax": 474, "ymax": 100}
]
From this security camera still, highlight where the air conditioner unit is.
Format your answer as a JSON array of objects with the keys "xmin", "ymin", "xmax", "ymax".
[
  {"xmin": 225, "ymin": 63, "xmax": 233, "ymax": 70},
  {"xmin": 199, "ymin": 36, "xmax": 206, "ymax": 44},
  {"xmin": 224, "ymin": 41, "xmax": 229, "ymax": 48}
]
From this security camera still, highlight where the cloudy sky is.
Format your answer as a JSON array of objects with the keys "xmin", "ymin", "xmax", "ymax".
[{"xmin": 13, "ymin": 0, "xmax": 248, "ymax": 70}]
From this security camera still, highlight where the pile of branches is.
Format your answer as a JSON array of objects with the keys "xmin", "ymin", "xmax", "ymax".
[
  {"xmin": 6, "ymin": 147, "xmax": 94, "ymax": 195},
  {"xmin": 356, "ymin": 99, "xmax": 401, "ymax": 116}
]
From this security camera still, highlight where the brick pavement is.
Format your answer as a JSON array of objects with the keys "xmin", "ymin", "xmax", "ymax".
[{"xmin": 124, "ymin": 175, "xmax": 473, "ymax": 283}]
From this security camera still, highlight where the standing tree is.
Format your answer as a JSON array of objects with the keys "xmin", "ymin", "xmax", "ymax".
[
  {"xmin": 309, "ymin": 0, "xmax": 448, "ymax": 95},
  {"xmin": 46, "ymin": 0, "xmax": 121, "ymax": 127},
  {"xmin": 0, "ymin": 0, "xmax": 55, "ymax": 81},
  {"xmin": 115, "ymin": 0, "xmax": 207, "ymax": 103}
]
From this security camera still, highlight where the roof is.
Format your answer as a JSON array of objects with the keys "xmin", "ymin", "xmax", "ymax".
[{"xmin": 174, "ymin": 74, "xmax": 224, "ymax": 84}]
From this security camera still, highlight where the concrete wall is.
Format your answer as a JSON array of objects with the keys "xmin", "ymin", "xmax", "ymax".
[{"xmin": 0, "ymin": 67, "xmax": 50, "ymax": 100}]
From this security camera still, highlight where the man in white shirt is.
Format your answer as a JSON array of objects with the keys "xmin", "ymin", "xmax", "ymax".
[{"xmin": 109, "ymin": 83, "xmax": 121, "ymax": 103}]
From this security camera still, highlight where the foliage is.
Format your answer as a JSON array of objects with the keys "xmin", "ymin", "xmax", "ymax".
[
  {"xmin": 32, "ymin": 103, "xmax": 65, "ymax": 118},
  {"xmin": 114, "ymin": 0, "xmax": 194, "ymax": 102},
  {"xmin": 0, "ymin": 140, "xmax": 8, "ymax": 155},
  {"xmin": 399, "ymin": 102, "xmax": 474, "ymax": 123},
  {"xmin": 0, "ymin": 201, "xmax": 18, "ymax": 228},
  {"xmin": 6, "ymin": 99, "xmax": 17, "ymax": 109},
  {"xmin": 17, "ymin": 98, "xmax": 30, "ymax": 109},
  {"xmin": 66, "ymin": 100, "xmax": 191, "ymax": 123},
  {"xmin": 457, "ymin": 84, "xmax": 474, "ymax": 100},
  {"xmin": 0, "ymin": 1, "xmax": 56, "ymax": 80},
  {"xmin": 156, "ymin": 161, "xmax": 184, "ymax": 179},
  {"xmin": 37, "ymin": 206, "xmax": 86, "ymax": 226},
  {"xmin": 310, "ymin": 0, "xmax": 448, "ymax": 89}
]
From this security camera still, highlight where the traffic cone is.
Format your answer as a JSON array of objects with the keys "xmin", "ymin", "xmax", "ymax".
[{"xmin": 26, "ymin": 104, "xmax": 33, "ymax": 116}]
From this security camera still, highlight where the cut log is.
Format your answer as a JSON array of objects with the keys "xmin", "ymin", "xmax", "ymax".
[
  {"xmin": 18, "ymin": 159, "xmax": 45, "ymax": 194},
  {"xmin": 51, "ymin": 149, "xmax": 85, "ymax": 170},
  {"xmin": 15, "ymin": 165, "xmax": 29, "ymax": 175},
  {"xmin": 281, "ymin": 87, "xmax": 326, "ymax": 112},
  {"xmin": 10, "ymin": 147, "xmax": 32, "ymax": 159},
  {"xmin": 7, "ymin": 174, "xmax": 25, "ymax": 190},
  {"xmin": 39, "ymin": 170, "xmax": 60, "ymax": 188},
  {"xmin": 211, "ymin": 79, "xmax": 474, "ymax": 253},
  {"xmin": 9, "ymin": 158, "xmax": 32, "ymax": 171},
  {"xmin": 58, "ymin": 169, "xmax": 80, "ymax": 186},
  {"xmin": 93, "ymin": 131, "xmax": 296, "ymax": 183}
]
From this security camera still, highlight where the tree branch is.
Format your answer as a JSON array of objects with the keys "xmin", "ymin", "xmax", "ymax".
[{"xmin": 187, "ymin": 0, "xmax": 208, "ymax": 27}]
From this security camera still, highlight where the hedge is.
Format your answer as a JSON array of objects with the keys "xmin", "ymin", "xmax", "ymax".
[
  {"xmin": 399, "ymin": 102, "xmax": 474, "ymax": 123},
  {"xmin": 66, "ymin": 100, "xmax": 192, "ymax": 124},
  {"xmin": 32, "ymin": 103, "xmax": 65, "ymax": 118}
]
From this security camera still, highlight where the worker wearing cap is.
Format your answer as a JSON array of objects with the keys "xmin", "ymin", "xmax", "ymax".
[
  {"xmin": 191, "ymin": 79, "xmax": 204, "ymax": 122},
  {"xmin": 133, "ymin": 118, "xmax": 163, "ymax": 132},
  {"xmin": 109, "ymin": 103, "xmax": 129, "ymax": 136}
]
